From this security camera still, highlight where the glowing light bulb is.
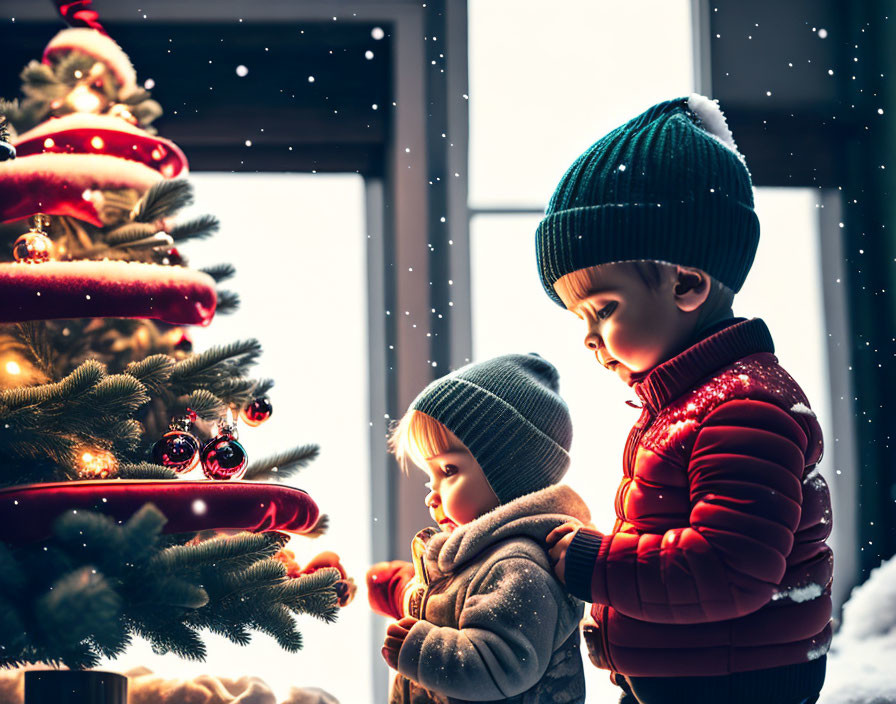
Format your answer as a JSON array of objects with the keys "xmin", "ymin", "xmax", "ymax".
[
  {"xmin": 5, "ymin": 361, "xmax": 21, "ymax": 375},
  {"xmin": 78, "ymin": 447, "xmax": 118, "ymax": 479},
  {"xmin": 69, "ymin": 84, "xmax": 103, "ymax": 113}
]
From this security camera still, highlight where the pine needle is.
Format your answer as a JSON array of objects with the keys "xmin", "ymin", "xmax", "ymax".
[
  {"xmin": 133, "ymin": 180, "xmax": 194, "ymax": 223},
  {"xmin": 243, "ymin": 444, "xmax": 320, "ymax": 481},
  {"xmin": 118, "ymin": 462, "xmax": 178, "ymax": 480},
  {"xmin": 105, "ymin": 223, "xmax": 158, "ymax": 246},
  {"xmin": 215, "ymin": 290, "xmax": 240, "ymax": 314},
  {"xmin": 12, "ymin": 322, "xmax": 56, "ymax": 380},
  {"xmin": 200, "ymin": 263, "xmax": 236, "ymax": 283},
  {"xmin": 169, "ymin": 214, "xmax": 219, "ymax": 242}
]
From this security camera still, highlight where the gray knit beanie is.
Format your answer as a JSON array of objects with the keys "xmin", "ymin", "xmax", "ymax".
[{"xmin": 409, "ymin": 353, "xmax": 572, "ymax": 503}]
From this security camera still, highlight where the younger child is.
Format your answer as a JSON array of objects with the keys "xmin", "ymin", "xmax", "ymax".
[
  {"xmin": 366, "ymin": 353, "xmax": 590, "ymax": 704},
  {"xmin": 537, "ymin": 95, "xmax": 833, "ymax": 704}
]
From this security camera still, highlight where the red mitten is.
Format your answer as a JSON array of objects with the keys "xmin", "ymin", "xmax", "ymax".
[{"xmin": 366, "ymin": 560, "xmax": 415, "ymax": 620}]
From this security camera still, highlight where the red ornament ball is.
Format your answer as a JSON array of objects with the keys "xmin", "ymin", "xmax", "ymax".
[
  {"xmin": 241, "ymin": 396, "xmax": 273, "ymax": 427},
  {"xmin": 201, "ymin": 435, "xmax": 248, "ymax": 480},
  {"xmin": 13, "ymin": 232, "xmax": 53, "ymax": 263},
  {"xmin": 159, "ymin": 247, "xmax": 184, "ymax": 266},
  {"xmin": 152, "ymin": 430, "xmax": 201, "ymax": 474}
]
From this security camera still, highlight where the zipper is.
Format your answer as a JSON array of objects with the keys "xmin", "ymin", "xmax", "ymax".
[
  {"xmin": 615, "ymin": 408, "xmax": 653, "ymax": 518},
  {"xmin": 623, "ymin": 408, "xmax": 652, "ymax": 475},
  {"xmin": 418, "ymin": 574, "xmax": 449, "ymax": 619}
]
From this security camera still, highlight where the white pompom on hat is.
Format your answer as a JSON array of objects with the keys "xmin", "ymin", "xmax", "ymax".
[
  {"xmin": 43, "ymin": 28, "xmax": 138, "ymax": 95},
  {"xmin": 687, "ymin": 93, "xmax": 746, "ymax": 163}
]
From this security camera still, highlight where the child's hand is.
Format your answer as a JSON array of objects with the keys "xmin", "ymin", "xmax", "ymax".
[
  {"xmin": 381, "ymin": 616, "xmax": 418, "ymax": 670},
  {"xmin": 547, "ymin": 523, "xmax": 579, "ymax": 584}
]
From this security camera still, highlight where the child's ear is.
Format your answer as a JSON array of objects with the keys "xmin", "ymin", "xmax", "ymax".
[{"xmin": 673, "ymin": 266, "xmax": 711, "ymax": 312}]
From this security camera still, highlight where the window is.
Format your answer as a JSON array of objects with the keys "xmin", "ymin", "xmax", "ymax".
[{"xmin": 107, "ymin": 173, "xmax": 373, "ymax": 703}]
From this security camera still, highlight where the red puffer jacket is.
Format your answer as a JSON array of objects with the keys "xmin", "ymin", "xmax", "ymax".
[{"xmin": 565, "ymin": 318, "xmax": 833, "ymax": 678}]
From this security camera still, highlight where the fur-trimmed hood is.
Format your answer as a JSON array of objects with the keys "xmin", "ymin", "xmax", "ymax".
[{"xmin": 424, "ymin": 484, "xmax": 590, "ymax": 575}]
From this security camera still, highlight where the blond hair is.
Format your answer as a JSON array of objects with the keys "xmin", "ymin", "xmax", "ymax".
[
  {"xmin": 389, "ymin": 410, "xmax": 465, "ymax": 473},
  {"xmin": 554, "ymin": 261, "xmax": 734, "ymax": 331}
]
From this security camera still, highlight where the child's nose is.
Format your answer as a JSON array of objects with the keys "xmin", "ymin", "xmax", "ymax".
[
  {"xmin": 425, "ymin": 490, "xmax": 440, "ymax": 508},
  {"xmin": 584, "ymin": 328, "xmax": 602, "ymax": 351}
]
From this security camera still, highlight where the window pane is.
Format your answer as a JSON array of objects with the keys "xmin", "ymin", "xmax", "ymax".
[
  {"xmin": 106, "ymin": 173, "xmax": 373, "ymax": 703},
  {"xmin": 468, "ymin": 0, "xmax": 694, "ymax": 208}
]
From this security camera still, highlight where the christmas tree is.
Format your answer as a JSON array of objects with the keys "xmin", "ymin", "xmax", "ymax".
[{"xmin": 0, "ymin": 0, "xmax": 353, "ymax": 682}]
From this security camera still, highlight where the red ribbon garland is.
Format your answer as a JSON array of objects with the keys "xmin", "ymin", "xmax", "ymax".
[
  {"xmin": 55, "ymin": 0, "xmax": 107, "ymax": 35},
  {"xmin": 0, "ymin": 480, "xmax": 322, "ymax": 544}
]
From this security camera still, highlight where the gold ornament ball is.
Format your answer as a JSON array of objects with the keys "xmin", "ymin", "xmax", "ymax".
[
  {"xmin": 13, "ymin": 231, "xmax": 53, "ymax": 263},
  {"xmin": 78, "ymin": 448, "xmax": 119, "ymax": 479}
]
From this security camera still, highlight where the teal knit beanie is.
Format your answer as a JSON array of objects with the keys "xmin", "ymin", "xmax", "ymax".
[
  {"xmin": 536, "ymin": 94, "xmax": 760, "ymax": 306},
  {"xmin": 409, "ymin": 353, "xmax": 572, "ymax": 503}
]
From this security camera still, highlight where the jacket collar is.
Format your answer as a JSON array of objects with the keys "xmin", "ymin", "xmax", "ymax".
[
  {"xmin": 422, "ymin": 484, "xmax": 590, "ymax": 575},
  {"xmin": 632, "ymin": 317, "xmax": 775, "ymax": 414}
]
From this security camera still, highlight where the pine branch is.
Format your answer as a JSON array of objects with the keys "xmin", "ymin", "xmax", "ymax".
[
  {"xmin": 218, "ymin": 558, "xmax": 288, "ymax": 598},
  {"xmin": 36, "ymin": 569, "xmax": 122, "ymax": 650},
  {"xmin": 180, "ymin": 388, "xmax": 226, "ymax": 420},
  {"xmin": 131, "ymin": 100, "xmax": 163, "ymax": 128},
  {"xmin": 118, "ymin": 462, "xmax": 178, "ymax": 480},
  {"xmin": 215, "ymin": 290, "xmax": 240, "ymax": 315},
  {"xmin": 254, "ymin": 379, "xmax": 275, "ymax": 397},
  {"xmin": 104, "ymin": 223, "xmax": 158, "ymax": 246},
  {"xmin": 119, "ymin": 504, "xmax": 168, "ymax": 564},
  {"xmin": 200, "ymin": 263, "xmax": 236, "ymax": 283},
  {"xmin": 125, "ymin": 354, "xmax": 175, "ymax": 396},
  {"xmin": 0, "ymin": 543, "xmax": 26, "ymax": 594},
  {"xmin": 12, "ymin": 322, "xmax": 57, "ymax": 381},
  {"xmin": 150, "ymin": 532, "xmax": 285, "ymax": 574},
  {"xmin": 250, "ymin": 603, "xmax": 303, "ymax": 651},
  {"xmin": 169, "ymin": 215, "xmax": 219, "ymax": 242},
  {"xmin": 167, "ymin": 340, "xmax": 261, "ymax": 391},
  {"xmin": 203, "ymin": 375, "xmax": 257, "ymax": 408},
  {"xmin": 0, "ymin": 359, "xmax": 105, "ymax": 423},
  {"xmin": 243, "ymin": 444, "xmax": 320, "ymax": 481},
  {"xmin": 53, "ymin": 54, "xmax": 95, "ymax": 85},
  {"xmin": 133, "ymin": 180, "xmax": 194, "ymax": 223},
  {"xmin": 141, "ymin": 576, "xmax": 209, "ymax": 609},
  {"xmin": 275, "ymin": 568, "xmax": 340, "ymax": 622},
  {"xmin": 131, "ymin": 619, "xmax": 206, "ymax": 661},
  {"xmin": 88, "ymin": 617, "xmax": 132, "ymax": 660},
  {"xmin": 0, "ymin": 595, "xmax": 28, "ymax": 652},
  {"xmin": 83, "ymin": 373, "xmax": 151, "ymax": 421},
  {"xmin": 20, "ymin": 61, "xmax": 56, "ymax": 85}
]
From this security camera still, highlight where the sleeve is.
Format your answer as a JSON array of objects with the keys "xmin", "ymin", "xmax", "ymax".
[
  {"xmin": 366, "ymin": 560, "xmax": 415, "ymax": 620},
  {"xmin": 397, "ymin": 555, "xmax": 561, "ymax": 700},
  {"xmin": 587, "ymin": 399, "xmax": 808, "ymax": 623}
]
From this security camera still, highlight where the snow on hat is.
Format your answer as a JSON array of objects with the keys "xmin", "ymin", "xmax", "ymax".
[{"xmin": 536, "ymin": 94, "xmax": 760, "ymax": 304}]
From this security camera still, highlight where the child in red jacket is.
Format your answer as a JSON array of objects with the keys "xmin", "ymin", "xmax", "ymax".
[{"xmin": 538, "ymin": 95, "xmax": 833, "ymax": 704}]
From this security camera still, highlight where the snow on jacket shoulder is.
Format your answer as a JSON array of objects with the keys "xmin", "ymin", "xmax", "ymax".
[{"xmin": 392, "ymin": 484, "xmax": 590, "ymax": 704}]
